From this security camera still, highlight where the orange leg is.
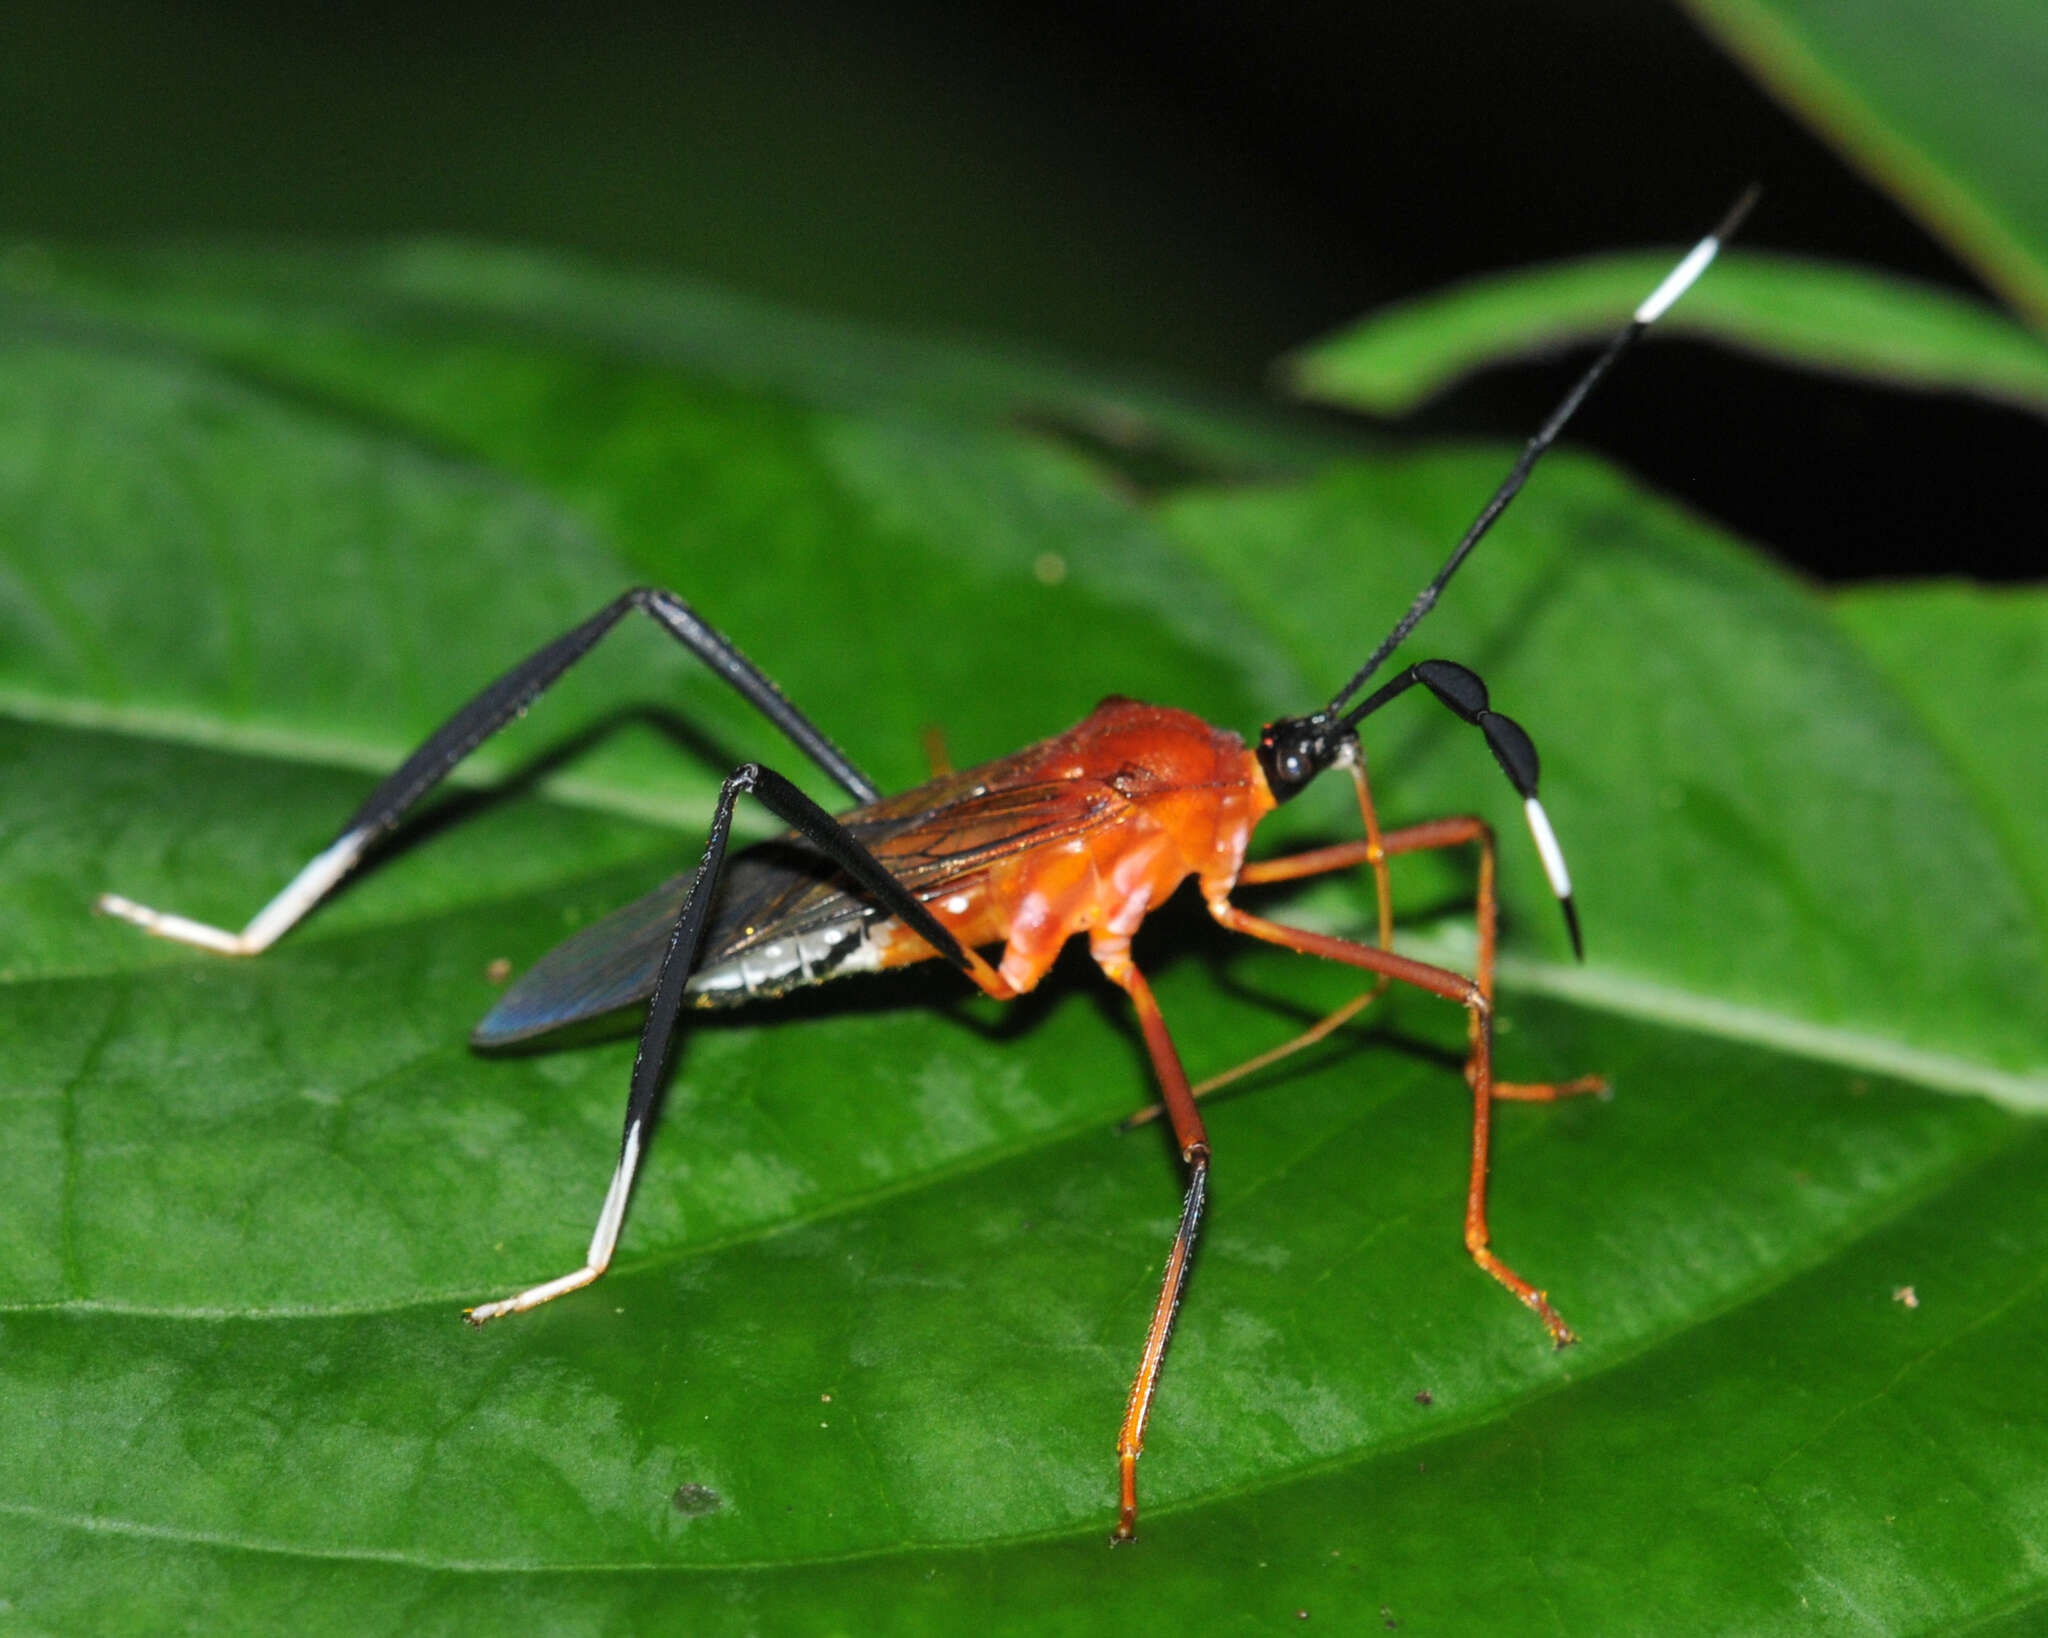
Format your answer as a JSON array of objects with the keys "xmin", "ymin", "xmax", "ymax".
[
  {"xmin": 1374, "ymin": 815, "xmax": 1602, "ymax": 1104},
  {"xmin": 1221, "ymin": 813, "xmax": 1601, "ymax": 1107},
  {"xmin": 1096, "ymin": 950, "xmax": 1208, "ymax": 1545},
  {"xmin": 1134, "ymin": 761, "xmax": 1599, "ymax": 1120},
  {"xmin": 1210, "ymin": 811, "xmax": 1599, "ymax": 1349},
  {"xmin": 1164, "ymin": 763, "xmax": 1395, "ymax": 1112}
]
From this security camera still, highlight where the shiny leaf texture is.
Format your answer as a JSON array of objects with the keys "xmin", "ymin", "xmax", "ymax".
[{"xmin": 1, "ymin": 248, "xmax": 2043, "ymax": 1634}]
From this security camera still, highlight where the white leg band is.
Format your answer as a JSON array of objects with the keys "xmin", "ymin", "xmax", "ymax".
[
  {"xmin": 96, "ymin": 827, "xmax": 370, "ymax": 955},
  {"xmin": 466, "ymin": 1122, "xmax": 642, "ymax": 1326}
]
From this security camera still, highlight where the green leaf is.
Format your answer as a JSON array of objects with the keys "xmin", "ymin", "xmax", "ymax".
[
  {"xmin": 3, "ymin": 247, "xmax": 2045, "ymax": 1633},
  {"xmin": 1681, "ymin": 0, "xmax": 2048, "ymax": 327},
  {"xmin": 1832, "ymin": 582, "xmax": 2048, "ymax": 930},
  {"xmin": 1285, "ymin": 250, "xmax": 2048, "ymax": 417}
]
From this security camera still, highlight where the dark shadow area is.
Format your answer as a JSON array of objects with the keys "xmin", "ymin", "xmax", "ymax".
[
  {"xmin": 1407, "ymin": 342, "xmax": 2048, "ymax": 584},
  {"xmin": 1, "ymin": 0, "xmax": 2034, "ymax": 587}
]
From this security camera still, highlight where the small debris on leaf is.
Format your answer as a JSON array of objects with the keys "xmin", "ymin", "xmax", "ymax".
[{"xmin": 671, "ymin": 1483, "xmax": 722, "ymax": 1516}]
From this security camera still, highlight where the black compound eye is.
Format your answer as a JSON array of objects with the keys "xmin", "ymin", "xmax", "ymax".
[{"xmin": 1258, "ymin": 718, "xmax": 1325, "ymax": 801}]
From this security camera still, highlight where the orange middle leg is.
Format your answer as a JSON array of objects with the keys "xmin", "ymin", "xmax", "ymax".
[{"xmin": 1096, "ymin": 950, "xmax": 1208, "ymax": 1545}]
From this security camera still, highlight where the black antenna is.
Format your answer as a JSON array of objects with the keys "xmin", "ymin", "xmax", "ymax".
[{"xmin": 1328, "ymin": 185, "xmax": 1760, "ymax": 726}]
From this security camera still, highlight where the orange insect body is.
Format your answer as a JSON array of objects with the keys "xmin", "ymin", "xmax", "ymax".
[{"xmin": 868, "ymin": 696, "xmax": 1276, "ymax": 993}]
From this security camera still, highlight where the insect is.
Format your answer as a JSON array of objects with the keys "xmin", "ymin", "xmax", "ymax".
[{"xmin": 95, "ymin": 192, "xmax": 1753, "ymax": 1542}]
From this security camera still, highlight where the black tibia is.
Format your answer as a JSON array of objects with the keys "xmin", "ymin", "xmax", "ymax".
[
  {"xmin": 618, "ymin": 761, "xmax": 977, "ymax": 1144},
  {"xmin": 341, "ymin": 587, "xmax": 877, "ymax": 844}
]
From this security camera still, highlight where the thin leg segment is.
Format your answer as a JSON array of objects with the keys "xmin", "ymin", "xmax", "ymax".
[
  {"xmin": 1096, "ymin": 950, "xmax": 1208, "ymax": 1544},
  {"xmin": 1173, "ymin": 812, "xmax": 1598, "ymax": 1109},
  {"xmin": 1374, "ymin": 814, "xmax": 1596, "ymax": 1099},
  {"xmin": 1181, "ymin": 761, "xmax": 1395, "ymax": 1107},
  {"xmin": 466, "ymin": 759, "xmax": 1012, "ymax": 1326},
  {"xmin": 96, "ymin": 587, "xmax": 877, "ymax": 955},
  {"xmin": 1211, "ymin": 811, "xmax": 1595, "ymax": 1348}
]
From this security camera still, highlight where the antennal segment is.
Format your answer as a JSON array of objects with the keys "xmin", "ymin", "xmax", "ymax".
[
  {"xmin": 1326, "ymin": 185, "xmax": 1760, "ymax": 720},
  {"xmin": 1345, "ymin": 658, "xmax": 1585, "ymax": 958}
]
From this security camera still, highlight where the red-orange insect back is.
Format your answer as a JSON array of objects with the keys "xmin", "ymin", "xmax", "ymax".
[{"xmin": 95, "ymin": 190, "xmax": 1757, "ymax": 1543}]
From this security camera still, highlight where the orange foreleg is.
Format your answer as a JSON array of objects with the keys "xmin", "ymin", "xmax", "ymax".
[
  {"xmin": 1168, "ymin": 802, "xmax": 1599, "ymax": 1110},
  {"xmin": 1205, "ymin": 806, "xmax": 1602, "ymax": 1347},
  {"xmin": 1209, "ymin": 894, "xmax": 1580, "ymax": 1346}
]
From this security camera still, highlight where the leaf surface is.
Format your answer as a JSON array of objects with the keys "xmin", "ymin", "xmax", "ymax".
[{"xmin": 1, "ymin": 247, "xmax": 2043, "ymax": 1634}]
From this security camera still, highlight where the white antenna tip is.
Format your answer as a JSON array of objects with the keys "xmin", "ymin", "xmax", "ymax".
[
  {"xmin": 1634, "ymin": 235, "xmax": 1722, "ymax": 326},
  {"xmin": 1523, "ymin": 796, "xmax": 1574, "ymax": 901}
]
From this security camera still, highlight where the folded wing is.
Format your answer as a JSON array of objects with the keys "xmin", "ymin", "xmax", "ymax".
[{"xmin": 473, "ymin": 761, "xmax": 1120, "ymax": 1045}]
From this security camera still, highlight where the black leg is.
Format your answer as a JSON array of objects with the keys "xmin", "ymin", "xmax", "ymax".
[
  {"xmin": 96, "ymin": 587, "xmax": 877, "ymax": 954},
  {"xmin": 466, "ymin": 759, "xmax": 1011, "ymax": 1324}
]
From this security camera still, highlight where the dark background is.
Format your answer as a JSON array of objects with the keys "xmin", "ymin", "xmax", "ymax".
[{"xmin": 4, "ymin": 0, "xmax": 2038, "ymax": 581}]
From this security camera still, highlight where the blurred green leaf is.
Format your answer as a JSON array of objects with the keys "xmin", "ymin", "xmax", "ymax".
[
  {"xmin": 1682, "ymin": 0, "xmax": 2048, "ymax": 326},
  {"xmin": 1833, "ymin": 582, "xmax": 2048, "ymax": 919},
  {"xmin": 1285, "ymin": 249, "xmax": 2048, "ymax": 417},
  {"xmin": 1, "ymin": 247, "xmax": 2043, "ymax": 1633}
]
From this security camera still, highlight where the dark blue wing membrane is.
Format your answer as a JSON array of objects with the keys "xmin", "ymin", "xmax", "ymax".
[{"xmin": 472, "ymin": 869, "xmax": 692, "ymax": 1046}]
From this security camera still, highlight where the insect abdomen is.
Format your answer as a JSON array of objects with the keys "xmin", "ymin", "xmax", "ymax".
[{"xmin": 685, "ymin": 912, "xmax": 884, "ymax": 1007}]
